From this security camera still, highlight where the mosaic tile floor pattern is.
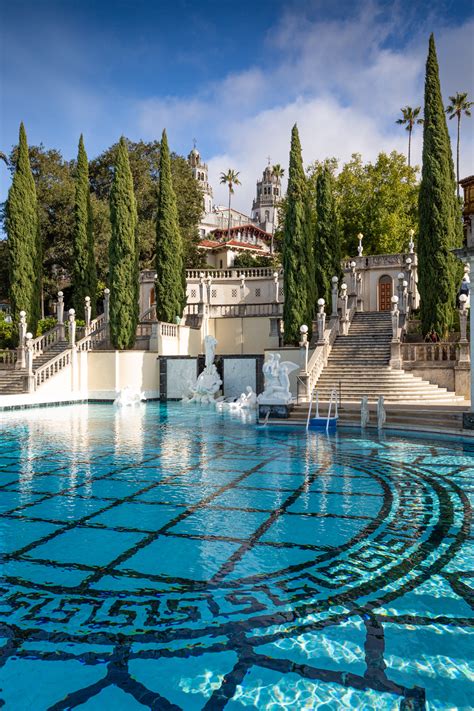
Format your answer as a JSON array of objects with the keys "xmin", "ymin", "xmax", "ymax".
[{"xmin": 0, "ymin": 403, "xmax": 472, "ymax": 709}]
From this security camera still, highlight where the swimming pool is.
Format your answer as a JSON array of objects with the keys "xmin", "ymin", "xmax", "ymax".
[{"xmin": 0, "ymin": 403, "xmax": 472, "ymax": 709}]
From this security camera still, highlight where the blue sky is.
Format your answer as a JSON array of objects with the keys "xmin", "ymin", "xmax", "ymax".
[{"xmin": 1, "ymin": 0, "xmax": 473, "ymax": 212}]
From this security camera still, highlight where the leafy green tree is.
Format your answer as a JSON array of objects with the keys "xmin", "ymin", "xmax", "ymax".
[
  {"xmin": 5, "ymin": 123, "xmax": 41, "ymax": 332},
  {"xmin": 89, "ymin": 139, "xmax": 202, "ymax": 269},
  {"xmin": 445, "ymin": 92, "xmax": 473, "ymax": 197},
  {"xmin": 418, "ymin": 34, "xmax": 462, "ymax": 337},
  {"xmin": 108, "ymin": 137, "xmax": 139, "ymax": 349},
  {"xmin": 396, "ymin": 106, "xmax": 423, "ymax": 167},
  {"xmin": 283, "ymin": 124, "xmax": 312, "ymax": 344},
  {"xmin": 155, "ymin": 130, "xmax": 186, "ymax": 323},
  {"xmin": 73, "ymin": 135, "xmax": 97, "ymax": 318},
  {"xmin": 335, "ymin": 152, "xmax": 418, "ymax": 255},
  {"xmin": 314, "ymin": 166, "xmax": 341, "ymax": 309}
]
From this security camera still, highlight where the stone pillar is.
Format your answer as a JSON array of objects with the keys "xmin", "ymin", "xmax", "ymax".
[
  {"xmin": 68, "ymin": 309, "xmax": 76, "ymax": 348},
  {"xmin": 331, "ymin": 276, "xmax": 339, "ymax": 318},
  {"xmin": 357, "ymin": 232, "xmax": 363, "ymax": 257},
  {"xmin": 405, "ymin": 257, "xmax": 413, "ymax": 310},
  {"xmin": 316, "ymin": 299, "xmax": 326, "ymax": 343},
  {"xmin": 402, "ymin": 280, "xmax": 408, "ymax": 315},
  {"xmin": 17, "ymin": 310, "xmax": 27, "ymax": 369},
  {"xmin": 408, "ymin": 228, "xmax": 415, "ymax": 255},
  {"xmin": 57, "ymin": 291, "xmax": 65, "ymax": 340},
  {"xmin": 273, "ymin": 271, "xmax": 280, "ymax": 303},
  {"xmin": 84, "ymin": 296, "xmax": 91, "ymax": 335},
  {"xmin": 340, "ymin": 283, "xmax": 349, "ymax": 335},
  {"xmin": 103, "ymin": 288, "xmax": 110, "ymax": 324},
  {"xmin": 299, "ymin": 324, "xmax": 309, "ymax": 372},
  {"xmin": 356, "ymin": 273, "xmax": 363, "ymax": 312},
  {"xmin": 458, "ymin": 294, "xmax": 469, "ymax": 363},
  {"xmin": 25, "ymin": 332, "xmax": 35, "ymax": 393},
  {"xmin": 389, "ymin": 295, "xmax": 402, "ymax": 369},
  {"xmin": 349, "ymin": 261, "xmax": 357, "ymax": 295},
  {"xmin": 397, "ymin": 272, "xmax": 405, "ymax": 313}
]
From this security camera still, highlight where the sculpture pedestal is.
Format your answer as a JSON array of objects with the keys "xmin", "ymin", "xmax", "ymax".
[{"xmin": 258, "ymin": 403, "xmax": 294, "ymax": 419}]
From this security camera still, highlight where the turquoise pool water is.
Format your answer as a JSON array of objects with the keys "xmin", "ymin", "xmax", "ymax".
[{"xmin": 0, "ymin": 402, "xmax": 472, "ymax": 709}]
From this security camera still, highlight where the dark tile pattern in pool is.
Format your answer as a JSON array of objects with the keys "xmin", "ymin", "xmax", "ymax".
[{"xmin": 0, "ymin": 403, "xmax": 472, "ymax": 709}]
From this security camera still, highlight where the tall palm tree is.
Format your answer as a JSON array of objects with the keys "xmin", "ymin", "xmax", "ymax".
[
  {"xmin": 271, "ymin": 164, "xmax": 285, "ymax": 180},
  {"xmin": 446, "ymin": 91, "xmax": 473, "ymax": 197},
  {"xmin": 396, "ymin": 106, "xmax": 423, "ymax": 167},
  {"xmin": 219, "ymin": 169, "xmax": 241, "ymax": 240}
]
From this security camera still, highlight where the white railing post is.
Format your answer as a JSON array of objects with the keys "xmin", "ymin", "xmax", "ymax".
[
  {"xmin": 57, "ymin": 291, "xmax": 65, "ymax": 340},
  {"xmin": 273, "ymin": 271, "xmax": 280, "ymax": 303},
  {"xmin": 397, "ymin": 272, "xmax": 405, "ymax": 314},
  {"xmin": 356, "ymin": 272, "xmax": 363, "ymax": 312},
  {"xmin": 84, "ymin": 296, "xmax": 91, "ymax": 335},
  {"xmin": 390, "ymin": 295, "xmax": 402, "ymax": 369},
  {"xmin": 103, "ymin": 288, "xmax": 110, "ymax": 324},
  {"xmin": 317, "ymin": 298, "xmax": 326, "ymax": 343},
  {"xmin": 357, "ymin": 232, "xmax": 364, "ymax": 257},
  {"xmin": 68, "ymin": 309, "xmax": 76, "ymax": 348},
  {"xmin": 17, "ymin": 310, "xmax": 27, "ymax": 369},
  {"xmin": 25, "ymin": 331, "xmax": 35, "ymax": 392},
  {"xmin": 331, "ymin": 276, "xmax": 339, "ymax": 318},
  {"xmin": 340, "ymin": 283, "xmax": 349, "ymax": 335},
  {"xmin": 405, "ymin": 257, "xmax": 413, "ymax": 310},
  {"xmin": 458, "ymin": 294, "xmax": 470, "ymax": 364}
]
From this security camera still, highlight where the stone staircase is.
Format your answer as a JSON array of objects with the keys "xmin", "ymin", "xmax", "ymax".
[
  {"xmin": 0, "ymin": 340, "xmax": 70, "ymax": 395},
  {"xmin": 313, "ymin": 311, "xmax": 467, "ymax": 404}
]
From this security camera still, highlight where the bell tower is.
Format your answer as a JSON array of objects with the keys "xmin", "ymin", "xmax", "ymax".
[
  {"xmin": 188, "ymin": 142, "xmax": 213, "ymax": 215},
  {"xmin": 252, "ymin": 160, "xmax": 282, "ymax": 233}
]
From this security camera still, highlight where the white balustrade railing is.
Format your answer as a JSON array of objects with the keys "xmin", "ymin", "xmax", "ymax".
[
  {"xmin": 304, "ymin": 318, "xmax": 340, "ymax": 396},
  {"xmin": 30, "ymin": 324, "xmax": 62, "ymax": 359},
  {"xmin": 0, "ymin": 350, "xmax": 17, "ymax": 369},
  {"xmin": 34, "ymin": 349, "xmax": 72, "ymax": 388},
  {"xmin": 182, "ymin": 302, "xmax": 283, "ymax": 318},
  {"xmin": 402, "ymin": 342, "xmax": 459, "ymax": 363},
  {"xmin": 186, "ymin": 267, "xmax": 278, "ymax": 280},
  {"xmin": 160, "ymin": 322, "xmax": 178, "ymax": 338}
]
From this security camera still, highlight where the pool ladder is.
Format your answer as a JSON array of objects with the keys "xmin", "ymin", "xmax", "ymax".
[{"xmin": 306, "ymin": 387, "xmax": 338, "ymax": 432}]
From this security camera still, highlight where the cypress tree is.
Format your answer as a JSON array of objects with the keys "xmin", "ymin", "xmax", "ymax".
[
  {"xmin": 73, "ymin": 135, "xmax": 97, "ymax": 319},
  {"xmin": 315, "ymin": 166, "xmax": 341, "ymax": 310},
  {"xmin": 155, "ymin": 129, "xmax": 186, "ymax": 323},
  {"xmin": 418, "ymin": 34, "xmax": 462, "ymax": 337},
  {"xmin": 109, "ymin": 137, "xmax": 139, "ymax": 349},
  {"xmin": 6, "ymin": 122, "xmax": 40, "ymax": 334},
  {"xmin": 283, "ymin": 124, "xmax": 312, "ymax": 344}
]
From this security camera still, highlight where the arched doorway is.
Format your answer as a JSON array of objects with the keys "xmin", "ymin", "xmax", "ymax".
[{"xmin": 378, "ymin": 275, "xmax": 392, "ymax": 311}]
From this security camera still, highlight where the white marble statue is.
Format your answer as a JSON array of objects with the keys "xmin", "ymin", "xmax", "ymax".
[
  {"xmin": 377, "ymin": 395, "xmax": 386, "ymax": 430},
  {"xmin": 361, "ymin": 396, "xmax": 370, "ymax": 429},
  {"xmin": 114, "ymin": 386, "xmax": 146, "ymax": 406},
  {"xmin": 183, "ymin": 335, "xmax": 222, "ymax": 404},
  {"xmin": 257, "ymin": 353, "xmax": 298, "ymax": 405},
  {"xmin": 215, "ymin": 386, "xmax": 257, "ymax": 412}
]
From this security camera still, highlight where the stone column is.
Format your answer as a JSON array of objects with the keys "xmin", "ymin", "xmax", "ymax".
[
  {"xmin": 273, "ymin": 271, "xmax": 280, "ymax": 303},
  {"xmin": 17, "ymin": 310, "xmax": 27, "ymax": 369},
  {"xmin": 405, "ymin": 257, "xmax": 413, "ymax": 310},
  {"xmin": 299, "ymin": 324, "xmax": 310, "ymax": 400},
  {"xmin": 331, "ymin": 276, "xmax": 339, "ymax": 318},
  {"xmin": 349, "ymin": 261, "xmax": 357, "ymax": 295},
  {"xmin": 455, "ymin": 293, "xmax": 470, "ymax": 398},
  {"xmin": 103, "ymin": 288, "xmax": 110, "ymax": 343},
  {"xmin": 84, "ymin": 296, "xmax": 91, "ymax": 335},
  {"xmin": 340, "ymin": 283, "xmax": 349, "ymax": 335},
  {"xmin": 25, "ymin": 332, "xmax": 35, "ymax": 393},
  {"xmin": 68, "ymin": 309, "xmax": 76, "ymax": 348},
  {"xmin": 317, "ymin": 299, "xmax": 326, "ymax": 343},
  {"xmin": 57, "ymin": 291, "xmax": 65, "ymax": 340},
  {"xmin": 397, "ymin": 272, "xmax": 405, "ymax": 313},
  {"xmin": 389, "ymin": 295, "xmax": 402, "ymax": 369},
  {"xmin": 357, "ymin": 233, "xmax": 364, "ymax": 257},
  {"xmin": 356, "ymin": 273, "xmax": 363, "ymax": 312}
]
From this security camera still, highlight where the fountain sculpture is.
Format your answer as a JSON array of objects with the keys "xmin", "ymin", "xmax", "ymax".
[{"xmin": 183, "ymin": 335, "xmax": 222, "ymax": 404}]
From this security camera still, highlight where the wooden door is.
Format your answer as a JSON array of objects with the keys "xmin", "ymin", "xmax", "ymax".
[{"xmin": 379, "ymin": 277, "xmax": 392, "ymax": 311}]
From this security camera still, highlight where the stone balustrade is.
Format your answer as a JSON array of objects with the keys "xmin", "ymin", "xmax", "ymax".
[
  {"xmin": 0, "ymin": 350, "xmax": 17, "ymax": 369},
  {"xmin": 402, "ymin": 343, "xmax": 460, "ymax": 363},
  {"xmin": 33, "ymin": 350, "xmax": 72, "ymax": 391}
]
